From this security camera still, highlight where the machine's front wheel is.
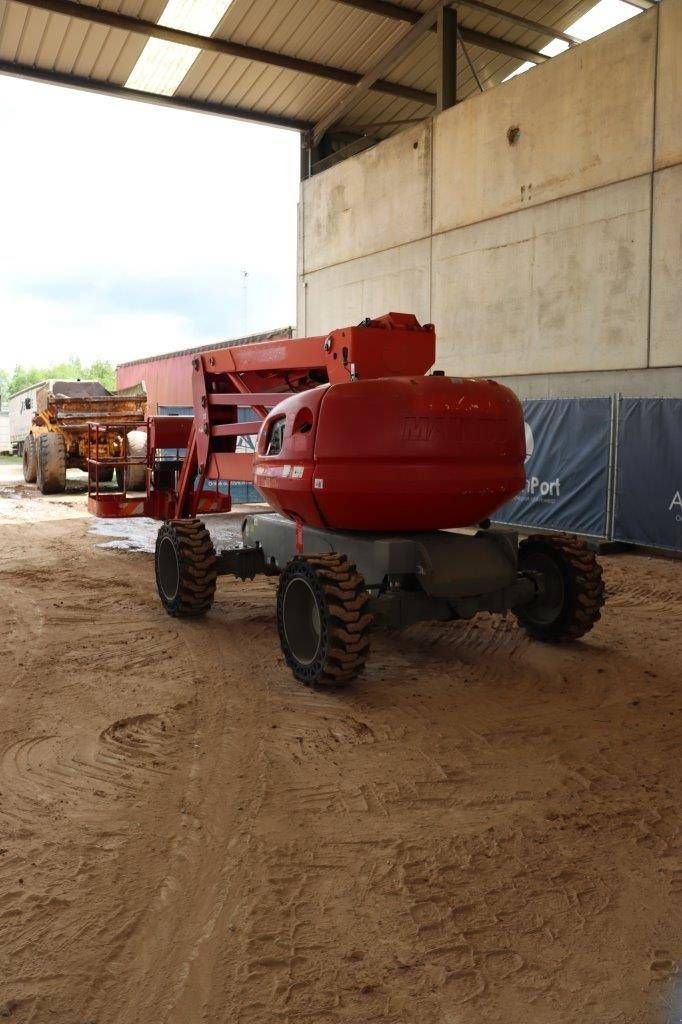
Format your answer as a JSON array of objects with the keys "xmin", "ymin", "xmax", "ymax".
[
  {"xmin": 36, "ymin": 433, "xmax": 66, "ymax": 493},
  {"xmin": 514, "ymin": 533, "xmax": 605, "ymax": 642},
  {"xmin": 155, "ymin": 519, "xmax": 217, "ymax": 617},
  {"xmin": 277, "ymin": 554, "xmax": 372, "ymax": 687},
  {"xmin": 22, "ymin": 434, "xmax": 37, "ymax": 482}
]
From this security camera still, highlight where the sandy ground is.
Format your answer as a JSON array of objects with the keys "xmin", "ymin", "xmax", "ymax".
[{"xmin": 0, "ymin": 463, "xmax": 680, "ymax": 1024}]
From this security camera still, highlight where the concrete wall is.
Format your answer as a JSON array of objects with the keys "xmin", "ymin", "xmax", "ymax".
[{"xmin": 298, "ymin": 0, "xmax": 682, "ymax": 398}]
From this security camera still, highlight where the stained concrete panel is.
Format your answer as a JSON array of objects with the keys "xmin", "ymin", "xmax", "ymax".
[
  {"xmin": 650, "ymin": 164, "xmax": 682, "ymax": 366},
  {"xmin": 301, "ymin": 122, "xmax": 431, "ymax": 275},
  {"xmin": 433, "ymin": 11, "xmax": 657, "ymax": 234},
  {"xmin": 431, "ymin": 176, "xmax": 651, "ymax": 378},
  {"xmin": 655, "ymin": 0, "xmax": 682, "ymax": 169},
  {"xmin": 302, "ymin": 238, "xmax": 431, "ymax": 337}
]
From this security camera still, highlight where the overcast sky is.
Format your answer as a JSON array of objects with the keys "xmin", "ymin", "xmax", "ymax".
[{"xmin": 0, "ymin": 75, "xmax": 300, "ymax": 372}]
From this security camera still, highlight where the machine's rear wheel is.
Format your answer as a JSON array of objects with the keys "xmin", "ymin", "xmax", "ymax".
[
  {"xmin": 277, "ymin": 554, "xmax": 372, "ymax": 687},
  {"xmin": 36, "ymin": 433, "xmax": 66, "ymax": 494},
  {"xmin": 514, "ymin": 533, "xmax": 605, "ymax": 642},
  {"xmin": 22, "ymin": 434, "xmax": 37, "ymax": 482},
  {"xmin": 155, "ymin": 519, "xmax": 217, "ymax": 617}
]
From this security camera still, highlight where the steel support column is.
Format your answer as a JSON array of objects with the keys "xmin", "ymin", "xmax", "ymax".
[{"xmin": 437, "ymin": 7, "xmax": 458, "ymax": 111}]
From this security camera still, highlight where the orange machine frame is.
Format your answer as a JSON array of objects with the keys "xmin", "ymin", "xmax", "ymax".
[{"xmin": 88, "ymin": 314, "xmax": 436, "ymax": 519}]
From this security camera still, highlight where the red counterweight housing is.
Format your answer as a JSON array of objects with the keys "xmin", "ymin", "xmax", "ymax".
[{"xmin": 254, "ymin": 375, "xmax": 526, "ymax": 532}]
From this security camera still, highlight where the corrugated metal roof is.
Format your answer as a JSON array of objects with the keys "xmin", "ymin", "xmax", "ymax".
[
  {"xmin": 116, "ymin": 325, "xmax": 295, "ymax": 369},
  {"xmin": 0, "ymin": 0, "xmax": 164, "ymax": 83},
  {"xmin": 0, "ymin": 0, "xmax": 637, "ymax": 145}
]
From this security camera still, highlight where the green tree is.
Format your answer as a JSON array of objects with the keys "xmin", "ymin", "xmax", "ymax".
[
  {"xmin": 6, "ymin": 358, "xmax": 117, "ymax": 397},
  {"xmin": 87, "ymin": 360, "xmax": 116, "ymax": 392}
]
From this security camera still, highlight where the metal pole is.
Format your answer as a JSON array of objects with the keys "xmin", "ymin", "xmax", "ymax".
[{"xmin": 457, "ymin": 27, "xmax": 484, "ymax": 93}]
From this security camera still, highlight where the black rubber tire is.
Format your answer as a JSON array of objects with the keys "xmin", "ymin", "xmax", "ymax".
[
  {"xmin": 513, "ymin": 533, "xmax": 605, "ymax": 643},
  {"xmin": 98, "ymin": 466, "xmax": 114, "ymax": 483},
  {"xmin": 36, "ymin": 433, "xmax": 66, "ymax": 494},
  {"xmin": 155, "ymin": 519, "xmax": 217, "ymax": 617},
  {"xmin": 277, "ymin": 554, "xmax": 372, "ymax": 687},
  {"xmin": 22, "ymin": 434, "xmax": 37, "ymax": 483}
]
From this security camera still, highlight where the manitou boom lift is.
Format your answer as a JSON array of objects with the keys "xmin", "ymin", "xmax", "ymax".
[{"xmin": 89, "ymin": 314, "xmax": 605, "ymax": 687}]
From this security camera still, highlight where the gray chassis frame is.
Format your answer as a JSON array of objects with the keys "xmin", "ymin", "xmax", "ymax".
[{"xmin": 216, "ymin": 513, "xmax": 538, "ymax": 631}]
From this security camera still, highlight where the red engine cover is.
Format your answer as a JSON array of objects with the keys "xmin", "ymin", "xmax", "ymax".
[{"xmin": 253, "ymin": 376, "xmax": 525, "ymax": 532}]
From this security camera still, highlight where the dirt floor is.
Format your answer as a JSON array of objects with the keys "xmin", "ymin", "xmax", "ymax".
[{"xmin": 0, "ymin": 464, "xmax": 680, "ymax": 1024}]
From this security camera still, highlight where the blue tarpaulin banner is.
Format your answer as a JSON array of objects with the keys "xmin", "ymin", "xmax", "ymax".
[
  {"xmin": 612, "ymin": 398, "xmax": 682, "ymax": 552},
  {"xmin": 492, "ymin": 398, "xmax": 613, "ymax": 539}
]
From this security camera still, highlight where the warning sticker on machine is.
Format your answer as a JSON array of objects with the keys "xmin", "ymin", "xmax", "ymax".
[
  {"xmin": 292, "ymin": 466, "xmax": 304, "ymax": 479},
  {"xmin": 313, "ymin": 478, "xmax": 324, "ymax": 489},
  {"xmin": 281, "ymin": 464, "xmax": 292, "ymax": 477}
]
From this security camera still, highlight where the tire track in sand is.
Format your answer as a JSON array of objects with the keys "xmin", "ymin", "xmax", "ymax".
[{"xmin": 80, "ymin": 600, "xmax": 275, "ymax": 1024}]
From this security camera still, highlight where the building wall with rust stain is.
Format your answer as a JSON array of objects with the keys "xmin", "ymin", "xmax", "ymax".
[{"xmin": 298, "ymin": 0, "xmax": 682, "ymax": 397}]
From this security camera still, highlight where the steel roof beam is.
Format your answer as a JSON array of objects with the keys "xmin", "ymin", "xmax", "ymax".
[
  {"xmin": 333, "ymin": 0, "xmax": 577, "ymax": 47},
  {"xmin": 0, "ymin": 59, "xmax": 313, "ymax": 132},
  {"xmin": 437, "ymin": 6, "xmax": 458, "ymax": 111},
  {"xmin": 312, "ymin": 0, "xmax": 549, "ymax": 142},
  {"xmin": 313, "ymin": 0, "xmax": 444, "ymax": 143},
  {"xmin": 12, "ymin": 0, "xmax": 435, "ymax": 107},
  {"xmin": 459, "ymin": 25, "xmax": 546, "ymax": 62}
]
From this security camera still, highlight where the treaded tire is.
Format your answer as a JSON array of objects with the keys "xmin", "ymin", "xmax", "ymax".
[
  {"xmin": 155, "ymin": 519, "xmax": 217, "ymax": 618},
  {"xmin": 98, "ymin": 467, "xmax": 114, "ymax": 483},
  {"xmin": 514, "ymin": 533, "xmax": 605, "ymax": 643},
  {"xmin": 22, "ymin": 434, "xmax": 37, "ymax": 482},
  {"xmin": 277, "ymin": 553, "xmax": 372, "ymax": 687},
  {"xmin": 36, "ymin": 433, "xmax": 66, "ymax": 494}
]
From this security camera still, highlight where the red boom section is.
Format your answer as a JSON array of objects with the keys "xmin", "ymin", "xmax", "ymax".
[
  {"xmin": 254, "ymin": 376, "xmax": 526, "ymax": 532},
  {"xmin": 175, "ymin": 314, "xmax": 435, "ymax": 518},
  {"xmin": 88, "ymin": 314, "xmax": 436, "ymax": 520}
]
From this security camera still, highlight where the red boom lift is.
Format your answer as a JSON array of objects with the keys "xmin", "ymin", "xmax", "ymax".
[{"xmin": 89, "ymin": 314, "xmax": 605, "ymax": 687}]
